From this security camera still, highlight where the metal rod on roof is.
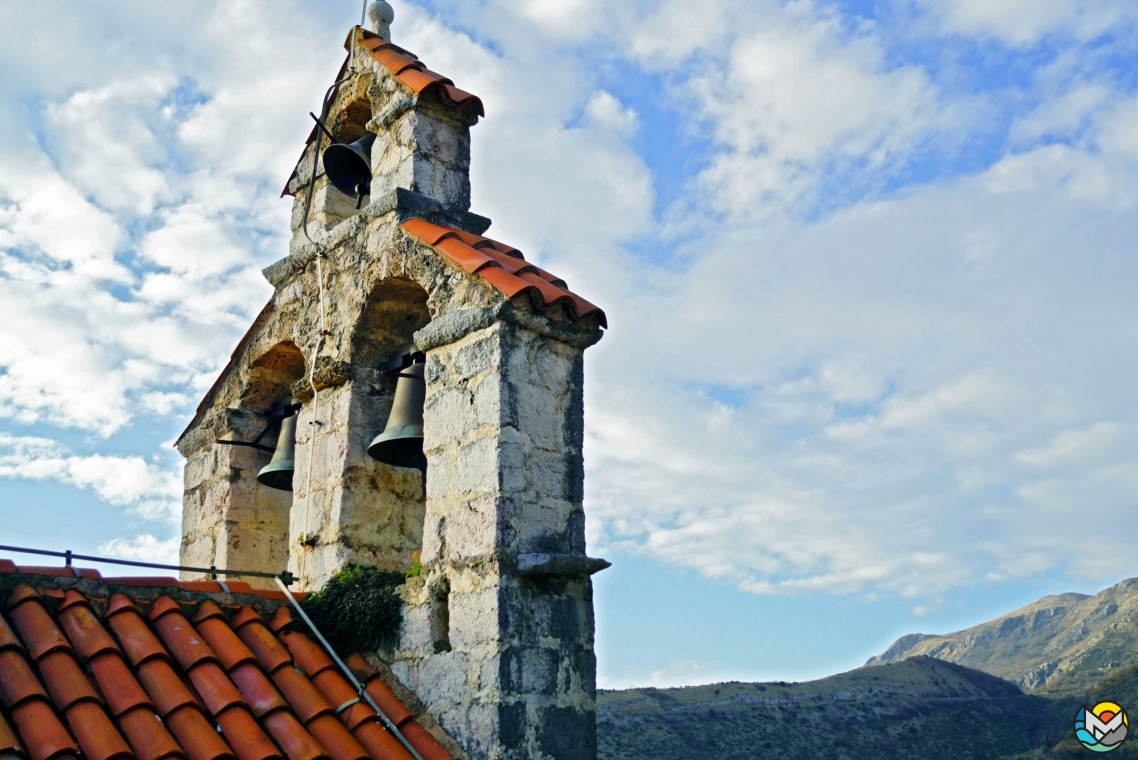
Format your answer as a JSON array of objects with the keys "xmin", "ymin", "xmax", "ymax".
[
  {"xmin": 274, "ymin": 577, "xmax": 427, "ymax": 760},
  {"xmin": 0, "ymin": 544, "xmax": 296, "ymax": 586}
]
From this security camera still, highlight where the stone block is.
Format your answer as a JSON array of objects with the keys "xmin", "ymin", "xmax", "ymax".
[
  {"xmin": 445, "ymin": 498, "xmax": 499, "ymax": 560},
  {"xmin": 497, "ymin": 646, "xmax": 558, "ymax": 696},
  {"xmin": 417, "ymin": 651, "xmax": 470, "ymax": 707},
  {"xmin": 536, "ymin": 706, "xmax": 596, "ymax": 760},
  {"xmin": 423, "ymin": 383, "xmax": 474, "ymax": 451},
  {"xmin": 448, "ymin": 587, "xmax": 500, "ymax": 650},
  {"xmin": 450, "ymin": 436, "xmax": 502, "ymax": 498}
]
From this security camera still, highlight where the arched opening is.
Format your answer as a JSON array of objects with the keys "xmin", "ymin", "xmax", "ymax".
[
  {"xmin": 317, "ymin": 277, "xmax": 432, "ymax": 577},
  {"xmin": 224, "ymin": 341, "xmax": 307, "ymax": 586}
]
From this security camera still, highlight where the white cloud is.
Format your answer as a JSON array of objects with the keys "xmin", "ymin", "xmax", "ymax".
[
  {"xmin": 908, "ymin": 0, "xmax": 1138, "ymax": 47},
  {"xmin": 99, "ymin": 534, "xmax": 180, "ymax": 565},
  {"xmin": 0, "ymin": 433, "xmax": 180, "ymax": 521},
  {"xmin": 679, "ymin": 6, "xmax": 941, "ymax": 215}
]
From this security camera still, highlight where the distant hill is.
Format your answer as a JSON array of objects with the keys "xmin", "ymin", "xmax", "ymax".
[
  {"xmin": 597, "ymin": 657, "xmax": 1052, "ymax": 760},
  {"xmin": 867, "ymin": 578, "xmax": 1138, "ymax": 693},
  {"xmin": 598, "ymin": 577, "xmax": 1138, "ymax": 758}
]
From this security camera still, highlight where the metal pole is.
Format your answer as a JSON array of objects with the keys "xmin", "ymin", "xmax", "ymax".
[{"xmin": 274, "ymin": 577, "xmax": 426, "ymax": 760}]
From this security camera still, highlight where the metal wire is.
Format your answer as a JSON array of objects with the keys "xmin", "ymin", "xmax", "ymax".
[{"xmin": 0, "ymin": 544, "xmax": 295, "ymax": 585}]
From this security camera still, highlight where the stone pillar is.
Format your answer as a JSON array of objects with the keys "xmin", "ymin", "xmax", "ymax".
[
  {"xmin": 178, "ymin": 408, "xmax": 291, "ymax": 588},
  {"xmin": 392, "ymin": 320, "xmax": 600, "ymax": 760},
  {"xmin": 367, "ymin": 103, "xmax": 472, "ymax": 212},
  {"xmin": 287, "ymin": 372, "xmax": 426, "ymax": 592}
]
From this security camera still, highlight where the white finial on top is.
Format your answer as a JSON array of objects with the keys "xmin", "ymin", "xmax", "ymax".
[{"xmin": 368, "ymin": 1, "xmax": 395, "ymax": 42}]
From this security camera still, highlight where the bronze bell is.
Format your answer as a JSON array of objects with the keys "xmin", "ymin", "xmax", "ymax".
[
  {"xmin": 323, "ymin": 133, "xmax": 376, "ymax": 204},
  {"xmin": 257, "ymin": 398, "xmax": 300, "ymax": 491},
  {"xmin": 368, "ymin": 360, "xmax": 426, "ymax": 469}
]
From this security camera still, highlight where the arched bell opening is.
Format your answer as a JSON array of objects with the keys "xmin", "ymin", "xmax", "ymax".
[
  {"xmin": 329, "ymin": 277, "xmax": 432, "ymax": 577},
  {"xmin": 219, "ymin": 341, "xmax": 307, "ymax": 587},
  {"xmin": 313, "ymin": 95, "xmax": 377, "ymax": 227}
]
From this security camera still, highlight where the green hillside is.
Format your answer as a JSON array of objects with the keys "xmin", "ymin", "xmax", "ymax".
[{"xmin": 597, "ymin": 657, "xmax": 1052, "ymax": 760}]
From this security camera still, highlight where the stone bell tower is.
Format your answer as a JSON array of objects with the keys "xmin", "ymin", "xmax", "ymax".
[{"xmin": 175, "ymin": 4, "xmax": 608, "ymax": 759}]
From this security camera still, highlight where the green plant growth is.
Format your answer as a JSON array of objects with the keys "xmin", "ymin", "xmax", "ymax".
[{"xmin": 289, "ymin": 564, "xmax": 404, "ymax": 655}]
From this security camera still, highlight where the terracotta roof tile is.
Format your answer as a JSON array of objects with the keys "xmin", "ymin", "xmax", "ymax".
[
  {"xmin": 355, "ymin": 29, "xmax": 482, "ymax": 116},
  {"xmin": 233, "ymin": 615, "xmax": 293, "ymax": 676},
  {"xmin": 0, "ymin": 560, "xmax": 15, "ymax": 574},
  {"xmin": 7, "ymin": 589, "xmax": 72, "ymax": 660},
  {"xmin": 58, "ymin": 599, "xmax": 121, "ymax": 661},
  {"xmin": 165, "ymin": 706, "xmax": 236, "ymax": 760},
  {"xmin": 214, "ymin": 707, "xmax": 283, "ymax": 760},
  {"xmin": 348, "ymin": 722, "xmax": 413, "ymax": 760},
  {"xmin": 88, "ymin": 652, "xmax": 153, "ymax": 716},
  {"xmin": 136, "ymin": 659, "xmax": 200, "ymax": 717},
  {"xmin": 398, "ymin": 722, "xmax": 451, "ymax": 760},
  {"xmin": 117, "ymin": 707, "xmax": 184, "ymax": 760},
  {"xmin": 64, "ymin": 699, "xmax": 134, "ymax": 760},
  {"xmin": 0, "ymin": 650, "xmax": 48, "ymax": 708},
  {"xmin": 401, "ymin": 219, "xmax": 606, "ymax": 327},
  {"xmin": 0, "ymin": 612, "xmax": 22, "ymax": 653},
  {"xmin": 11, "ymin": 698, "xmax": 80, "ymax": 760},
  {"xmin": 186, "ymin": 662, "xmax": 245, "ymax": 716},
  {"xmin": 38, "ymin": 650, "xmax": 101, "ymax": 710},
  {"xmin": 0, "ymin": 564, "xmax": 455, "ymax": 760},
  {"xmin": 268, "ymin": 667, "xmax": 333, "ymax": 724},
  {"xmin": 304, "ymin": 714, "xmax": 369, "ymax": 760},
  {"xmin": 0, "ymin": 708, "xmax": 23, "ymax": 757},
  {"xmin": 261, "ymin": 711, "xmax": 329, "ymax": 760}
]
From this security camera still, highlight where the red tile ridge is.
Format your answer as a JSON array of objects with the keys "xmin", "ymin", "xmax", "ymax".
[
  {"xmin": 15, "ymin": 566, "xmax": 102, "ymax": 581},
  {"xmin": 0, "ymin": 560, "xmax": 16, "ymax": 574},
  {"xmin": 400, "ymin": 219, "xmax": 607, "ymax": 327},
  {"xmin": 104, "ymin": 576, "xmax": 184, "ymax": 588}
]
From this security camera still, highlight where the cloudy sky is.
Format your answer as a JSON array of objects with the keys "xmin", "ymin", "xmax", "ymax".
[{"xmin": 1, "ymin": 0, "xmax": 1137, "ymax": 689}]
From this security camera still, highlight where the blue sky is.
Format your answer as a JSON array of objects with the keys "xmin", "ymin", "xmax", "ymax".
[{"xmin": 2, "ymin": 0, "xmax": 1138, "ymax": 689}]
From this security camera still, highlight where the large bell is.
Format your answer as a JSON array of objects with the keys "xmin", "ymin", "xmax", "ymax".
[
  {"xmin": 257, "ymin": 398, "xmax": 300, "ymax": 491},
  {"xmin": 368, "ymin": 361, "xmax": 426, "ymax": 469},
  {"xmin": 323, "ymin": 133, "xmax": 376, "ymax": 201}
]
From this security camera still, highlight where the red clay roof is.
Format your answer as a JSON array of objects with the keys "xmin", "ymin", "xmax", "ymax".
[
  {"xmin": 357, "ymin": 30, "xmax": 483, "ymax": 118},
  {"xmin": 402, "ymin": 219, "xmax": 607, "ymax": 328},
  {"xmin": 0, "ymin": 564, "xmax": 452, "ymax": 760},
  {"xmin": 281, "ymin": 28, "xmax": 482, "ymax": 199}
]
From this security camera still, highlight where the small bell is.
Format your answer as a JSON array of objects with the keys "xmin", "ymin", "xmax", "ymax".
[
  {"xmin": 257, "ymin": 398, "xmax": 300, "ymax": 491},
  {"xmin": 323, "ymin": 133, "xmax": 376, "ymax": 206},
  {"xmin": 368, "ymin": 360, "xmax": 426, "ymax": 469}
]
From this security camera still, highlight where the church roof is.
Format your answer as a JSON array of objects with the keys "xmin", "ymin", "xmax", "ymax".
[
  {"xmin": 402, "ymin": 219, "xmax": 607, "ymax": 328},
  {"xmin": 0, "ymin": 564, "xmax": 453, "ymax": 760}
]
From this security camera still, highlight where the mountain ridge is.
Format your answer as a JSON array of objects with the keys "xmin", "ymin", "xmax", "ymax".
[{"xmin": 867, "ymin": 578, "xmax": 1138, "ymax": 693}]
